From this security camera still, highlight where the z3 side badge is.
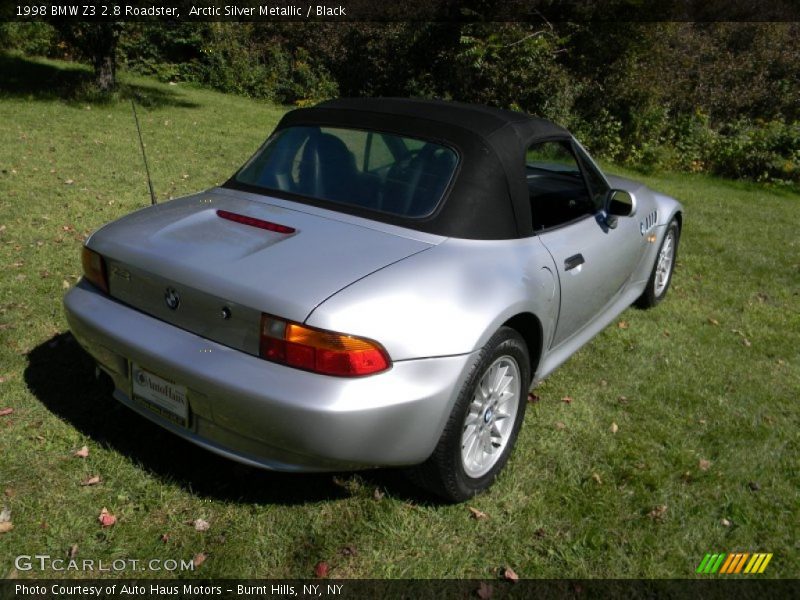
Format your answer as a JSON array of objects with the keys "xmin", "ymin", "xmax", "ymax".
[{"xmin": 641, "ymin": 210, "xmax": 658, "ymax": 235}]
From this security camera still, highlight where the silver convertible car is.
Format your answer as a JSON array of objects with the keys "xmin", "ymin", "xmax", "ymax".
[{"xmin": 64, "ymin": 98, "xmax": 682, "ymax": 501}]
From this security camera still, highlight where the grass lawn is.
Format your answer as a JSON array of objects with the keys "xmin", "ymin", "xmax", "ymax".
[{"xmin": 1, "ymin": 54, "xmax": 798, "ymax": 580}]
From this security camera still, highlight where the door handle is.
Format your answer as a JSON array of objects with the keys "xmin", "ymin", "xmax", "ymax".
[{"xmin": 564, "ymin": 254, "xmax": 585, "ymax": 271}]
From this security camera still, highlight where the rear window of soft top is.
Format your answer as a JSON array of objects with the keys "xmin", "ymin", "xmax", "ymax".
[{"xmin": 235, "ymin": 126, "xmax": 458, "ymax": 218}]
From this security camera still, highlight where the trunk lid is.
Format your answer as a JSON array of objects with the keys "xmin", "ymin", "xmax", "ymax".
[{"xmin": 88, "ymin": 189, "xmax": 435, "ymax": 356}]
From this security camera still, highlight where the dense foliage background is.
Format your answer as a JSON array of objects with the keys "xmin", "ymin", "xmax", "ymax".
[{"xmin": 2, "ymin": 21, "xmax": 798, "ymax": 183}]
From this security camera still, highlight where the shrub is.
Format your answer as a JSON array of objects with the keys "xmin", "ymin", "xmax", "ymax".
[{"xmin": 708, "ymin": 119, "xmax": 800, "ymax": 183}]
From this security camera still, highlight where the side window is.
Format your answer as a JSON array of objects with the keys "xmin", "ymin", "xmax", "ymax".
[
  {"xmin": 526, "ymin": 140, "xmax": 595, "ymax": 230},
  {"xmin": 573, "ymin": 143, "xmax": 610, "ymax": 210}
]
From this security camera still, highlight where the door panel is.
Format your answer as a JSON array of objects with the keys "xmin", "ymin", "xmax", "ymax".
[{"xmin": 538, "ymin": 213, "xmax": 642, "ymax": 348}]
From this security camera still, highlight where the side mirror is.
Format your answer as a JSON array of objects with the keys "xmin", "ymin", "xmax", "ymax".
[{"xmin": 605, "ymin": 189, "xmax": 636, "ymax": 229}]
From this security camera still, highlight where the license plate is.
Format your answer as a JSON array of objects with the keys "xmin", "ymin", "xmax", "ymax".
[{"xmin": 131, "ymin": 364, "xmax": 189, "ymax": 428}]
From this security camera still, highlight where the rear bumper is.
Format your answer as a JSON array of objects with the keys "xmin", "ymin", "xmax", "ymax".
[{"xmin": 64, "ymin": 280, "xmax": 474, "ymax": 472}]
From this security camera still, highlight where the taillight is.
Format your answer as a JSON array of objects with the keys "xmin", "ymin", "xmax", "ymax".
[
  {"xmin": 259, "ymin": 314, "xmax": 390, "ymax": 377},
  {"xmin": 81, "ymin": 246, "xmax": 109, "ymax": 294}
]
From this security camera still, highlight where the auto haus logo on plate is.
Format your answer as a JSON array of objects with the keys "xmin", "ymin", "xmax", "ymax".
[{"xmin": 131, "ymin": 366, "xmax": 188, "ymax": 427}]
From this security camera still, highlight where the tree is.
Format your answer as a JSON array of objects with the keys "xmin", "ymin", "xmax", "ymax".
[{"xmin": 51, "ymin": 23, "xmax": 124, "ymax": 92}]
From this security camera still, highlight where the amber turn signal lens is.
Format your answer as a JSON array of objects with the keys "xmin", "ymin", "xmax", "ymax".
[
  {"xmin": 259, "ymin": 314, "xmax": 390, "ymax": 377},
  {"xmin": 81, "ymin": 246, "xmax": 109, "ymax": 294}
]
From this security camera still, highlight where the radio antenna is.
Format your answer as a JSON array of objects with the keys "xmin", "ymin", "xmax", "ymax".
[{"xmin": 131, "ymin": 98, "xmax": 157, "ymax": 205}]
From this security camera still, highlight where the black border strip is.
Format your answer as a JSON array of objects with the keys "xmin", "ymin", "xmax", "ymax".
[
  {"xmin": 4, "ymin": 0, "xmax": 800, "ymax": 23},
  {"xmin": 2, "ymin": 578, "xmax": 799, "ymax": 599}
]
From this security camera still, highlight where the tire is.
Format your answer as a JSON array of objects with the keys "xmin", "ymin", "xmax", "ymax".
[
  {"xmin": 636, "ymin": 218, "xmax": 680, "ymax": 309},
  {"xmin": 408, "ymin": 327, "xmax": 530, "ymax": 502}
]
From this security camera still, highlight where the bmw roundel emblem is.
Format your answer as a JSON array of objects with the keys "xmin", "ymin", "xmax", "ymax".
[{"xmin": 164, "ymin": 287, "xmax": 180, "ymax": 310}]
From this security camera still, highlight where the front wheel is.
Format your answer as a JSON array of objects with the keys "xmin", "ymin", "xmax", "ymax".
[
  {"xmin": 409, "ymin": 327, "xmax": 530, "ymax": 502},
  {"xmin": 636, "ymin": 218, "xmax": 680, "ymax": 309}
]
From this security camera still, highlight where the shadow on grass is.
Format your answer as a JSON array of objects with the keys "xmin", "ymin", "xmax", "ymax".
[
  {"xmin": 0, "ymin": 53, "xmax": 199, "ymax": 109},
  {"xmin": 24, "ymin": 333, "xmax": 433, "ymax": 506}
]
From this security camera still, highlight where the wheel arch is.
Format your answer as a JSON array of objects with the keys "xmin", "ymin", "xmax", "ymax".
[
  {"xmin": 502, "ymin": 312, "xmax": 543, "ymax": 385},
  {"xmin": 672, "ymin": 209, "xmax": 683, "ymax": 232}
]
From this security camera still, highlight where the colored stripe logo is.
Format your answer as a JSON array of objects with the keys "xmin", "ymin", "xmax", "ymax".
[{"xmin": 696, "ymin": 552, "xmax": 773, "ymax": 574}]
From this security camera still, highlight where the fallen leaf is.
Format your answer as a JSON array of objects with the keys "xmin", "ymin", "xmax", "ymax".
[
  {"xmin": 648, "ymin": 505, "xmax": 667, "ymax": 520},
  {"xmin": 707, "ymin": 317, "xmax": 719, "ymax": 326},
  {"xmin": 62, "ymin": 279, "xmax": 71, "ymax": 289},
  {"xmin": 4, "ymin": 488, "xmax": 14, "ymax": 498},
  {"xmin": 0, "ymin": 408, "xmax": 13, "ymax": 417},
  {"xmin": 64, "ymin": 179, "xmax": 74, "ymax": 185},
  {"xmin": 332, "ymin": 476, "xmax": 347, "ymax": 488},
  {"xmin": 98, "ymin": 507, "xmax": 116, "ymax": 528},
  {"xmin": 591, "ymin": 472, "xmax": 603, "ymax": 485},
  {"xmin": 527, "ymin": 392, "xmax": 540, "ymax": 404},
  {"xmin": 617, "ymin": 395, "xmax": 628, "ymax": 404},
  {"xmin": 160, "ymin": 533, "xmax": 170, "ymax": 543},
  {"xmin": 698, "ymin": 459, "xmax": 711, "ymax": 471},
  {"xmin": 80, "ymin": 475, "xmax": 102, "ymax": 486},
  {"xmin": 554, "ymin": 421, "xmax": 566, "ymax": 430},
  {"xmin": 192, "ymin": 518, "xmax": 210, "ymax": 532},
  {"xmin": 742, "ymin": 338, "xmax": 752, "ymax": 347},
  {"xmin": 534, "ymin": 527, "xmax": 546, "ymax": 538},
  {"xmin": 610, "ymin": 422, "xmax": 619, "ymax": 434},
  {"xmin": 341, "ymin": 545, "xmax": 357, "ymax": 557},
  {"xmin": 468, "ymin": 506, "xmax": 488, "ymax": 520},
  {"xmin": 561, "ymin": 396, "xmax": 573, "ymax": 404},
  {"xmin": 748, "ymin": 481, "xmax": 761, "ymax": 492},
  {"xmin": 721, "ymin": 518, "xmax": 731, "ymax": 527},
  {"xmin": 476, "ymin": 582, "xmax": 493, "ymax": 600},
  {"xmin": 0, "ymin": 376, "xmax": 6, "ymax": 383},
  {"xmin": 373, "ymin": 487, "xmax": 385, "ymax": 501},
  {"xmin": 314, "ymin": 561, "xmax": 329, "ymax": 578},
  {"xmin": 500, "ymin": 566, "xmax": 519, "ymax": 582},
  {"xmin": 0, "ymin": 507, "xmax": 10, "ymax": 522},
  {"xmin": 74, "ymin": 446, "xmax": 89, "ymax": 458},
  {"xmin": 0, "ymin": 522, "xmax": 12, "ymax": 534},
  {"xmin": 599, "ymin": 379, "xmax": 608, "ymax": 387},
  {"xmin": 68, "ymin": 544, "xmax": 78, "ymax": 559},
  {"xmin": 192, "ymin": 552, "xmax": 207, "ymax": 567},
  {"xmin": 617, "ymin": 321, "xmax": 629, "ymax": 329}
]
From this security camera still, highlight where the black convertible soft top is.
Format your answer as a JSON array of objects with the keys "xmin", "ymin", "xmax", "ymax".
[{"xmin": 225, "ymin": 98, "xmax": 572, "ymax": 240}]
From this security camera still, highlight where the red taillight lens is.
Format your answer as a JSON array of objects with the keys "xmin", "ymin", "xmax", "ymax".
[
  {"xmin": 217, "ymin": 209, "xmax": 295, "ymax": 234},
  {"xmin": 81, "ymin": 246, "xmax": 109, "ymax": 294},
  {"xmin": 259, "ymin": 314, "xmax": 390, "ymax": 377}
]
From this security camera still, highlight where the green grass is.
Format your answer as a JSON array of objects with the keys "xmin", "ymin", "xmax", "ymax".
[{"xmin": 1, "ymin": 54, "xmax": 798, "ymax": 580}]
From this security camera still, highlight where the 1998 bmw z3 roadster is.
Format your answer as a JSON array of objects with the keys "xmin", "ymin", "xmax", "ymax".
[{"xmin": 64, "ymin": 98, "xmax": 683, "ymax": 501}]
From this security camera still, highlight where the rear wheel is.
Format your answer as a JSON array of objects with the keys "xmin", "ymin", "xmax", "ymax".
[
  {"xmin": 409, "ymin": 327, "xmax": 530, "ymax": 502},
  {"xmin": 636, "ymin": 218, "xmax": 680, "ymax": 308}
]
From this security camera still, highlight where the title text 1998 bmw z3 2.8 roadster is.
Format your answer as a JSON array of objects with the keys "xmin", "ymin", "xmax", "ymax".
[{"xmin": 64, "ymin": 98, "xmax": 682, "ymax": 501}]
